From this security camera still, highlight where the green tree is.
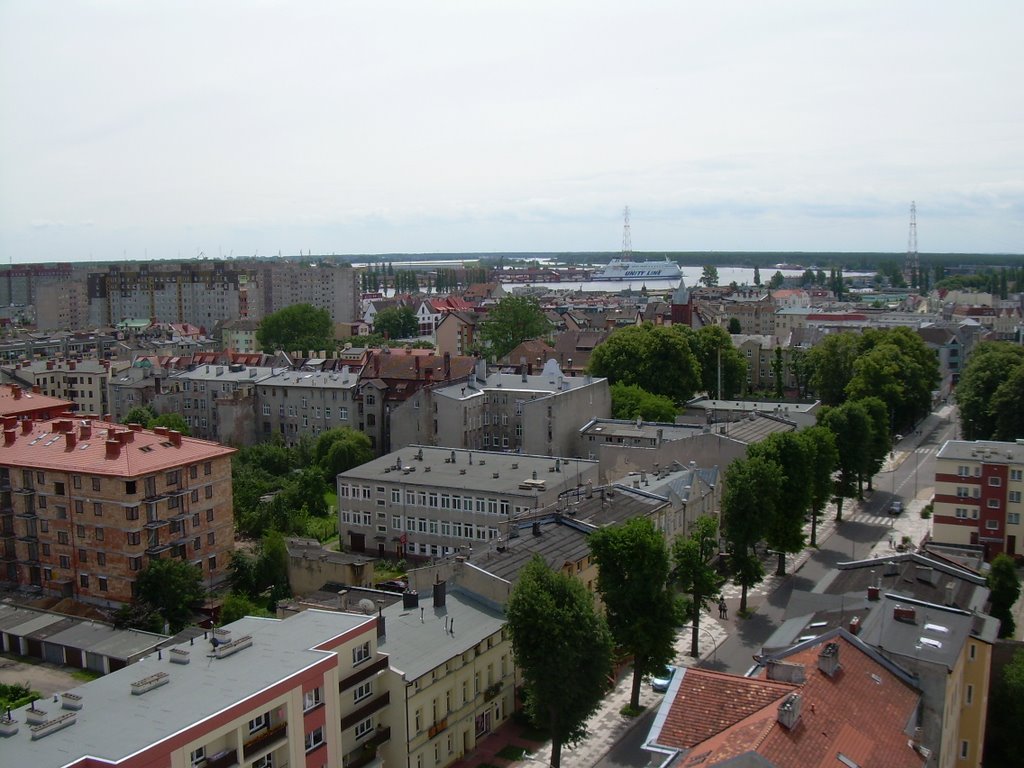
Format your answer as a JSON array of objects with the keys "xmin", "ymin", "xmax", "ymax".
[
  {"xmin": 768, "ymin": 270, "xmax": 785, "ymax": 289},
  {"xmin": 610, "ymin": 383, "xmax": 677, "ymax": 422},
  {"xmin": 749, "ymin": 433, "xmax": 810, "ymax": 575},
  {"xmin": 771, "ymin": 347, "xmax": 785, "ymax": 398},
  {"xmin": 374, "ymin": 305, "xmax": 419, "ymax": 339},
  {"xmin": 700, "ymin": 265, "xmax": 719, "ymax": 287},
  {"xmin": 315, "ymin": 427, "xmax": 374, "ymax": 485},
  {"xmin": 807, "ymin": 332, "xmax": 861, "ymax": 405},
  {"xmin": 478, "ymin": 295, "xmax": 551, "ymax": 361},
  {"xmin": 727, "ymin": 317, "xmax": 742, "ymax": 334},
  {"xmin": 988, "ymin": 553, "xmax": 1021, "ymax": 639},
  {"xmin": 990, "ymin": 364, "xmax": 1024, "ymax": 441},
  {"xmin": 856, "ymin": 396, "xmax": 890, "ymax": 491},
  {"xmin": 753, "ymin": 266, "xmax": 761, "ymax": 286},
  {"xmin": 818, "ymin": 402, "xmax": 871, "ymax": 520},
  {"xmin": 985, "ymin": 647, "xmax": 1024, "ymax": 765},
  {"xmin": 589, "ymin": 518, "xmax": 679, "ymax": 710},
  {"xmin": 506, "ymin": 557, "xmax": 613, "ymax": 768},
  {"xmin": 150, "ymin": 412, "xmax": 191, "ymax": 436},
  {"xmin": 721, "ymin": 456, "xmax": 781, "ymax": 613},
  {"xmin": 800, "ymin": 426, "xmax": 839, "ymax": 546},
  {"xmin": 588, "ymin": 324, "xmax": 700, "ymax": 403},
  {"xmin": 691, "ymin": 325, "xmax": 745, "ymax": 399},
  {"xmin": 136, "ymin": 558, "xmax": 206, "ymax": 632},
  {"xmin": 219, "ymin": 594, "xmax": 271, "ymax": 624},
  {"xmin": 123, "ymin": 406, "xmax": 157, "ymax": 426},
  {"xmin": 847, "ymin": 328, "xmax": 938, "ymax": 431},
  {"xmin": 256, "ymin": 303, "xmax": 333, "ymax": 353},
  {"xmin": 956, "ymin": 342, "xmax": 1024, "ymax": 440},
  {"xmin": 787, "ymin": 347, "xmax": 812, "ymax": 399},
  {"xmin": 671, "ymin": 516, "xmax": 719, "ymax": 657}
]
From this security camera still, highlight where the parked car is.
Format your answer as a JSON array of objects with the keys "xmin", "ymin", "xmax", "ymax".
[
  {"xmin": 889, "ymin": 499, "xmax": 904, "ymax": 516},
  {"xmin": 651, "ymin": 665, "xmax": 676, "ymax": 693}
]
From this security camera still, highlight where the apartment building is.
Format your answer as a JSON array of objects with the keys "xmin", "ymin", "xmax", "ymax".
[
  {"xmin": 86, "ymin": 261, "xmax": 261, "ymax": 328},
  {"xmin": 0, "ymin": 417, "xmax": 235, "ymax": 604},
  {"xmin": 0, "ymin": 384, "xmax": 74, "ymax": 421},
  {"xmin": 151, "ymin": 364, "xmax": 277, "ymax": 444},
  {"xmin": 391, "ymin": 360, "xmax": 611, "ymax": 458},
  {"xmin": 0, "ymin": 262, "xmax": 76, "ymax": 307},
  {"xmin": 256, "ymin": 366, "xmax": 361, "ymax": 444},
  {"xmin": 933, "ymin": 439, "xmax": 1024, "ymax": 559},
  {"xmin": 0, "ymin": 358, "xmax": 130, "ymax": 416},
  {"xmin": 259, "ymin": 260, "xmax": 360, "ymax": 325},
  {"xmin": 34, "ymin": 280, "xmax": 91, "ymax": 332},
  {"xmin": 221, "ymin": 318, "xmax": 261, "ymax": 353},
  {"xmin": 1, "ymin": 609, "xmax": 385, "ymax": 768},
  {"xmin": 336, "ymin": 446, "xmax": 599, "ymax": 558}
]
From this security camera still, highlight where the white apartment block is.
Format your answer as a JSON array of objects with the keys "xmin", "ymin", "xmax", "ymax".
[
  {"xmin": 336, "ymin": 445, "xmax": 599, "ymax": 559},
  {"xmin": 391, "ymin": 359, "xmax": 611, "ymax": 458}
]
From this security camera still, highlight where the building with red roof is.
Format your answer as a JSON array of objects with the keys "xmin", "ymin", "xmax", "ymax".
[
  {"xmin": 0, "ymin": 416, "xmax": 235, "ymax": 605},
  {"xmin": 0, "ymin": 383, "xmax": 74, "ymax": 421},
  {"xmin": 644, "ymin": 630, "xmax": 927, "ymax": 767}
]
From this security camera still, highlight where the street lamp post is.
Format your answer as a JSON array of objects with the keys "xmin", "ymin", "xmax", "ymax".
[{"xmin": 686, "ymin": 624, "xmax": 718, "ymax": 662}]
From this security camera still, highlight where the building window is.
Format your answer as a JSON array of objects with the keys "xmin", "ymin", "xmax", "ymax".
[
  {"xmin": 80, "ymin": 574, "xmax": 89, "ymax": 588},
  {"xmin": 72, "ymin": 475, "xmax": 82, "ymax": 490},
  {"xmin": 129, "ymin": 556, "xmax": 142, "ymax": 571},
  {"xmin": 304, "ymin": 725, "xmax": 325, "ymax": 753},
  {"xmin": 98, "ymin": 576, "xmax": 108, "ymax": 592},
  {"xmin": 1010, "ymin": 491, "xmax": 1021, "ymax": 504},
  {"xmin": 208, "ymin": 555, "xmax": 217, "ymax": 570},
  {"xmin": 126, "ymin": 506, "xmax": 139, "ymax": 521},
  {"xmin": 353, "ymin": 641, "xmax": 370, "ymax": 666},
  {"xmin": 354, "ymin": 718, "xmax": 374, "ymax": 740},
  {"xmin": 987, "ymin": 498, "xmax": 1000, "ymax": 509},
  {"xmin": 248, "ymin": 713, "xmax": 269, "ymax": 734},
  {"xmin": 92, "ymin": 477, "xmax": 101, "ymax": 491},
  {"xmin": 97, "ymin": 552, "xmax": 106, "ymax": 566},
  {"xmin": 303, "ymin": 687, "xmax": 323, "ymax": 711},
  {"xmin": 966, "ymin": 684, "xmax": 973, "ymax": 705},
  {"xmin": 960, "ymin": 740, "xmax": 969, "ymax": 759},
  {"xmin": 986, "ymin": 519, "xmax": 1000, "ymax": 530},
  {"xmin": 190, "ymin": 747, "xmax": 206, "ymax": 768},
  {"xmin": 1011, "ymin": 469, "xmax": 1023, "ymax": 481},
  {"xmin": 1009, "ymin": 513, "xmax": 1021, "ymax": 525},
  {"xmin": 354, "ymin": 680, "xmax": 373, "ymax": 703}
]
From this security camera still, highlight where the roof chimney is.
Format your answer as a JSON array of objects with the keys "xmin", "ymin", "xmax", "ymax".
[
  {"xmin": 11, "ymin": 385, "xmax": 21, "ymax": 400},
  {"xmin": 128, "ymin": 423, "xmax": 144, "ymax": 431},
  {"xmin": 893, "ymin": 605, "xmax": 917, "ymax": 623},
  {"xmin": 64, "ymin": 432, "xmax": 77, "ymax": 450},
  {"xmin": 79, "ymin": 422, "xmax": 91, "ymax": 440},
  {"xmin": 433, "ymin": 579, "xmax": 447, "ymax": 607},
  {"xmin": 817, "ymin": 642, "xmax": 840, "ymax": 677},
  {"xmin": 168, "ymin": 431, "xmax": 182, "ymax": 447},
  {"xmin": 3, "ymin": 429, "xmax": 15, "ymax": 446},
  {"xmin": 776, "ymin": 693, "xmax": 803, "ymax": 730},
  {"xmin": 377, "ymin": 603, "xmax": 386, "ymax": 639},
  {"xmin": 105, "ymin": 439, "xmax": 121, "ymax": 459},
  {"xmin": 402, "ymin": 590, "xmax": 418, "ymax": 610},
  {"xmin": 21, "ymin": 419, "xmax": 33, "ymax": 434},
  {"xmin": 68, "ymin": 361, "xmax": 76, "ymax": 371}
]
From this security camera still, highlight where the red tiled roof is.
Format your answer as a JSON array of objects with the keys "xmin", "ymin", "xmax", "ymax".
[
  {"xmin": 655, "ymin": 636, "xmax": 924, "ymax": 768},
  {"xmin": 0, "ymin": 417, "xmax": 234, "ymax": 477},
  {"xmin": 0, "ymin": 386, "xmax": 74, "ymax": 418}
]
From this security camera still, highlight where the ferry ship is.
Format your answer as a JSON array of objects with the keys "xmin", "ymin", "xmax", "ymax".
[{"xmin": 591, "ymin": 257, "xmax": 683, "ymax": 281}]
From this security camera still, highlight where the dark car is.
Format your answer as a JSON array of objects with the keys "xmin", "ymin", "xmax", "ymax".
[
  {"xmin": 375, "ymin": 579, "xmax": 408, "ymax": 593},
  {"xmin": 889, "ymin": 500, "xmax": 904, "ymax": 516}
]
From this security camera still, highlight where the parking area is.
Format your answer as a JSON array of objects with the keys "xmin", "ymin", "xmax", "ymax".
[{"xmin": 0, "ymin": 654, "xmax": 80, "ymax": 698}]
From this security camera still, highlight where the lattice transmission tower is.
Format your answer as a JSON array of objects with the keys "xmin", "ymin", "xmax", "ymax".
[
  {"xmin": 904, "ymin": 201, "xmax": 919, "ymax": 287},
  {"xmin": 621, "ymin": 206, "xmax": 632, "ymax": 259}
]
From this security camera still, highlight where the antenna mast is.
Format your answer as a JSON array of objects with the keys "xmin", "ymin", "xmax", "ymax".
[
  {"xmin": 621, "ymin": 206, "xmax": 632, "ymax": 259},
  {"xmin": 904, "ymin": 201, "xmax": 919, "ymax": 288}
]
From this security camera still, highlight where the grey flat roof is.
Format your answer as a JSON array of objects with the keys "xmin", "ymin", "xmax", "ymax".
[
  {"xmin": 936, "ymin": 439, "xmax": 1023, "ymax": 464},
  {"xmin": 168, "ymin": 365, "xmax": 277, "ymax": 382},
  {"xmin": 339, "ymin": 446, "xmax": 597, "ymax": 496},
  {"xmin": 3, "ymin": 609, "xmax": 374, "ymax": 768},
  {"xmin": 579, "ymin": 419, "xmax": 700, "ymax": 441},
  {"xmin": 432, "ymin": 370, "xmax": 602, "ymax": 402},
  {"xmin": 468, "ymin": 517, "xmax": 593, "ymax": 581},
  {"xmin": 261, "ymin": 370, "xmax": 359, "ymax": 390},
  {"xmin": 2, "ymin": 610, "xmax": 67, "ymax": 637},
  {"xmin": 44, "ymin": 621, "xmax": 165, "ymax": 660},
  {"xmin": 377, "ymin": 587, "xmax": 505, "ymax": 683},
  {"xmin": 0, "ymin": 603, "xmax": 40, "ymax": 631}
]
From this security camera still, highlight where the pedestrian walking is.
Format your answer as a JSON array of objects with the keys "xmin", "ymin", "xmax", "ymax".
[{"xmin": 718, "ymin": 597, "xmax": 728, "ymax": 619}]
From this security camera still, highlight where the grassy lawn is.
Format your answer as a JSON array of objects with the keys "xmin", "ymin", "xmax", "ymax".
[{"xmin": 71, "ymin": 669, "xmax": 102, "ymax": 683}]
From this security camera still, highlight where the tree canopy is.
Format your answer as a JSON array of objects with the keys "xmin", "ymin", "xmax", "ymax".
[
  {"xmin": 136, "ymin": 557, "xmax": 206, "ymax": 632},
  {"xmin": 256, "ymin": 303, "xmax": 333, "ymax": 353},
  {"xmin": 721, "ymin": 455, "xmax": 782, "ymax": 612},
  {"xmin": 988, "ymin": 553, "xmax": 1021, "ymax": 639},
  {"xmin": 690, "ymin": 325, "xmax": 745, "ymax": 399},
  {"xmin": 956, "ymin": 342, "xmax": 1024, "ymax": 440},
  {"xmin": 985, "ymin": 647, "xmax": 1024, "ymax": 765},
  {"xmin": 506, "ymin": 556, "xmax": 613, "ymax": 768},
  {"xmin": 671, "ymin": 516, "xmax": 719, "ymax": 657},
  {"xmin": 609, "ymin": 383, "xmax": 677, "ymax": 422},
  {"xmin": 478, "ymin": 295, "xmax": 550, "ymax": 361},
  {"xmin": 817, "ymin": 401, "xmax": 872, "ymax": 520},
  {"xmin": 588, "ymin": 324, "xmax": 700, "ymax": 403},
  {"xmin": 374, "ymin": 305, "xmax": 419, "ymax": 340},
  {"xmin": 748, "ymin": 433, "xmax": 810, "ymax": 575},
  {"xmin": 700, "ymin": 265, "xmax": 719, "ymax": 287},
  {"xmin": 589, "ymin": 518, "xmax": 679, "ymax": 709}
]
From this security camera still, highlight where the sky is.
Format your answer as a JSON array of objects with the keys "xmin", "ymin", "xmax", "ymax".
[{"xmin": 1, "ymin": 1, "xmax": 1022, "ymax": 264}]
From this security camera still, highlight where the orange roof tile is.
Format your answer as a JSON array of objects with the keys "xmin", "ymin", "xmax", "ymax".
[
  {"xmin": 0, "ymin": 385, "xmax": 74, "ymax": 418},
  {"xmin": 0, "ymin": 417, "xmax": 234, "ymax": 478}
]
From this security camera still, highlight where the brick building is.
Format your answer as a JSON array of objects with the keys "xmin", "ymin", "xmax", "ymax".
[
  {"xmin": 933, "ymin": 439, "xmax": 1024, "ymax": 560},
  {"xmin": 0, "ymin": 417, "xmax": 235, "ymax": 604}
]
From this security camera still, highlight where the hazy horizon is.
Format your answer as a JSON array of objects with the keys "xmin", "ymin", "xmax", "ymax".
[{"xmin": 2, "ymin": 2, "xmax": 1022, "ymax": 264}]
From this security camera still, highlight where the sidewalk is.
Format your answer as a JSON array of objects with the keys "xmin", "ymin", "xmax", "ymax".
[{"xmin": 452, "ymin": 616, "xmax": 729, "ymax": 768}]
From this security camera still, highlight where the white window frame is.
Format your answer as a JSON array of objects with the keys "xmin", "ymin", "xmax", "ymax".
[
  {"xmin": 354, "ymin": 717, "xmax": 374, "ymax": 740},
  {"xmin": 353, "ymin": 641, "xmax": 370, "ymax": 666},
  {"xmin": 303, "ymin": 687, "xmax": 323, "ymax": 711},
  {"xmin": 354, "ymin": 680, "xmax": 373, "ymax": 703},
  {"xmin": 304, "ymin": 725, "xmax": 325, "ymax": 753},
  {"xmin": 248, "ymin": 712, "xmax": 269, "ymax": 734}
]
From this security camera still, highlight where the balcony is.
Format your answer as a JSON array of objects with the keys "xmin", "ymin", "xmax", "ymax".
[
  {"xmin": 242, "ymin": 722, "xmax": 287, "ymax": 759},
  {"xmin": 340, "ymin": 691, "xmax": 390, "ymax": 730},
  {"xmin": 345, "ymin": 727, "xmax": 391, "ymax": 768},
  {"xmin": 204, "ymin": 748, "xmax": 239, "ymax": 768},
  {"xmin": 338, "ymin": 656, "xmax": 389, "ymax": 692}
]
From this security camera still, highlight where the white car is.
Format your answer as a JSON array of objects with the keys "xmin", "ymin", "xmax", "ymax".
[{"xmin": 651, "ymin": 665, "xmax": 676, "ymax": 693}]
